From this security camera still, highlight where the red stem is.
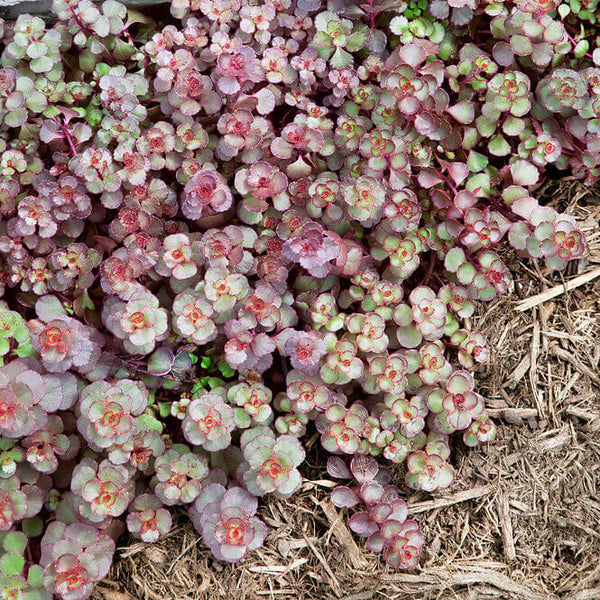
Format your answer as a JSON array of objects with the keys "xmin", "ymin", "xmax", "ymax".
[{"xmin": 60, "ymin": 124, "xmax": 78, "ymax": 156}]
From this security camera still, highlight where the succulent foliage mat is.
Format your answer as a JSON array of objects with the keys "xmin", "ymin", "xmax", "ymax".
[{"xmin": 94, "ymin": 182, "xmax": 600, "ymax": 600}]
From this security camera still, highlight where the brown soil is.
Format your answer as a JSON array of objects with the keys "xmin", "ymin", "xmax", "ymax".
[{"xmin": 94, "ymin": 180, "xmax": 600, "ymax": 600}]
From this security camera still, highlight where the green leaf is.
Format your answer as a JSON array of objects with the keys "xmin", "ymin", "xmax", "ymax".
[
  {"xmin": 95, "ymin": 63, "xmax": 112, "ymax": 77},
  {"xmin": 558, "ymin": 3, "xmax": 570, "ymax": 17},
  {"xmin": 0, "ymin": 552, "xmax": 25, "ymax": 575},
  {"xmin": 25, "ymin": 91, "xmax": 47, "ymax": 113},
  {"xmin": 488, "ymin": 134, "xmax": 511, "ymax": 156},
  {"xmin": 475, "ymin": 115, "xmax": 496, "ymax": 138},
  {"xmin": 510, "ymin": 97, "xmax": 531, "ymax": 117},
  {"xmin": 502, "ymin": 116, "xmax": 525, "ymax": 137},
  {"xmin": 329, "ymin": 47, "xmax": 353, "ymax": 70},
  {"xmin": 467, "ymin": 150, "xmax": 489, "ymax": 172},
  {"xmin": 73, "ymin": 289, "xmax": 95, "ymax": 318},
  {"xmin": 346, "ymin": 31, "xmax": 366, "ymax": 52},
  {"xmin": 27, "ymin": 564, "xmax": 44, "ymax": 587},
  {"xmin": 86, "ymin": 108, "xmax": 103, "ymax": 127},
  {"xmin": 466, "ymin": 172, "xmax": 491, "ymax": 196},
  {"xmin": 158, "ymin": 402, "xmax": 171, "ymax": 418},
  {"xmin": 511, "ymin": 35, "xmax": 532, "ymax": 56},
  {"xmin": 3, "ymin": 109, "xmax": 27, "ymax": 128},
  {"xmin": 200, "ymin": 356, "xmax": 211, "ymax": 369},
  {"xmin": 218, "ymin": 361, "xmax": 235, "ymax": 378},
  {"xmin": 30, "ymin": 56, "xmax": 54, "ymax": 73},
  {"xmin": 234, "ymin": 407, "xmax": 251, "ymax": 429},
  {"xmin": 510, "ymin": 160, "xmax": 539, "ymax": 186},
  {"xmin": 126, "ymin": 7, "xmax": 155, "ymax": 25},
  {"xmin": 191, "ymin": 381, "xmax": 206, "ymax": 394},
  {"xmin": 457, "ymin": 262, "xmax": 476, "ymax": 285},
  {"xmin": 206, "ymin": 377, "xmax": 224, "ymax": 389},
  {"xmin": 444, "ymin": 247, "xmax": 466, "ymax": 272},
  {"xmin": 3, "ymin": 532, "xmax": 27, "ymax": 554},
  {"xmin": 15, "ymin": 341, "xmax": 37, "ymax": 359},
  {"xmin": 140, "ymin": 411, "xmax": 164, "ymax": 433},
  {"xmin": 21, "ymin": 517, "xmax": 43, "ymax": 538},
  {"xmin": 313, "ymin": 31, "xmax": 333, "ymax": 49}
]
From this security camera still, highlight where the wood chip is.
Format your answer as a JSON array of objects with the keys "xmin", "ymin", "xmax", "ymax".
[
  {"xmin": 382, "ymin": 566, "xmax": 557, "ymax": 600},
  {"xmin": 565, "ymin": 587, "xmax": 600, "ymax": 600},
  {"xmin": 507, "ymin": 355, "xmax": 532, "ymax": 387},
  {"xmin": 302, "ymin": 533, "xmax": 342, "ymax": 597},
  {"xmin": 497, "ymin": 492, "xmax": 516, "ymax": 561},
  {"xmin": 487, "ymin": 407, "xmax": 538, "ymax": 424},
  {"xmin": 248, "ymin": 559, "xmax": 309, "ymax": 574},
  {"xmin": 407, "ymin": 484, "xmax": 494, "ymax": 514},
  {"xmin": 550, "ymin": 346, "xmax": 600, "ymax": 386},
  {"xmin": 515, "ymin": 266, "xmax": 600, "ymax": 312},
  {"xmin": 320, "ymin": 500, "xmax": 367, "ymax": 569}
]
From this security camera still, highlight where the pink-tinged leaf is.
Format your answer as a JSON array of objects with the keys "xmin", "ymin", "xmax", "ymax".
[
  {"xmin": 492, "ymin": 41, "xmax": 514, "ymax": 67},
  {"xmin": 327, "ymin": 456, "xmax": 352, "ymax": 479},
  {"xmin": 510, "ymin": 196, "xmax": 538, "ymax": 220},
  {"xmin": 147, "ymin": 347, "xmax": 175, "ymax": 375},
  {"xmin": 270, "ymin": 138, "xmax": 293, "ymax": 160},
  {"xmin": 254, "ymin": 88, "xmax": 276, "ymax": 115},
  {"xmin": 366, "ymin": 531, "xmax": 384, "ymax": 553},
  {"xmin": 447, "ymin": 163, "xmax": 469, "ymax": 186},
  {"xmin": 330, "ymin": 485, "xmax": 360, "ymax": 508},
  {"xmin": 454, "ymin": 190, "xmax": 477, "ymax": 212},
  {"xmin": 39, "ymin": 121, "xmax": 63, "ymax": 144},
  {"xmin": 349, "ymin": 512, "xmax": 379, "ymax": 537},
  {"xmin": 360, "ymin": 481, "xmax": 385, "ymax": 505},
  {"xmin": 35, "ymin": 295, "xmax": 67, "ymax": 322},
  {"xmin": 350, "ymin": 455, "xmax": 379, "ymax": 484},
  {"xmin": 370, "ymin": 502, "xmax": 392, "ymax": 524},
  {"xmin": 399, "ymin": 44, "xmax": 426, "ymax": 68},
  {"xmin": 447, "ymin": 101, "xmax": 475, "ymax": 124},
  {"xmin": 417, "ymin": 168, "xmax": 444, "ymax": 189},
  {"xmin": 510, "ymin": 160, "xmax": 539, "ymax": 186}
]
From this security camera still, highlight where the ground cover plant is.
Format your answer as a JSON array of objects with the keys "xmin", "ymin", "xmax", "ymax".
[{"xmin": 0, "ymin": 0, "xmax": 595, "ymax": 597}]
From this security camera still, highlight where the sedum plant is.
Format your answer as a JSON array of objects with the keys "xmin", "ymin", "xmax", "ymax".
[{"xmin": 0, "ymin": 0, "xmax": 593, "ymax": 595}]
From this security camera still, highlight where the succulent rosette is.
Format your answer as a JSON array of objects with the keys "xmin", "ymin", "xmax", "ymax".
[
  {"xmin": 227, "ymin": 382, "xmax": 273, "ymax": 426},
  {"xmin": 0, "ymin": 476, "xmax": 43, "ymax": 530},
  {"xmin": 240, "ymin": 427, "xmax": 305, "ymax": 498},
  {"xmin": 181, "ymin": 169, "xmax": 234, "ymax": 218},
  {"xmin": 22, "ymin": 415, "xmax": 74, "ymax": 474},
  {"xmin": 71, "ymin": 458, "xmax": 134, "ymax": 522},
  {"xmin": 0, "ymin": 359, "xmax": 48, "ymax": 439},
  {"xmin": 126, "ymin": 494, "xmax": 172, "ymax": 543},
  {"xmin": 316, "ymin": 403, "xmax": 369, "ymax": 455},
  {"xmin": 182, "ymin": 393, "xmax": 236, "ymax": 451},
  {"xmin": 172, "ymin": 292, "xmax": 217, "ymax": 345},
  {"xmin": 189, "ymin": 484, "xmax": 268, "ymax": 563},
  {"xmin": 155, "ymin": 233, "xmax": 201, "ymax": 281},
  {"xmin": 103, "ymin": 292, "xmax": 169, "ymax": 355},
  {"xmin": 77, "ymin": 380, "xmax": 149, "ymax": 450},
  {"xmin": 285, "ymin": 370, "xmax": 332, "ymax": 414},
  {"xmin": 427, "ymin": 370, "xmax": 484, "ymax": 432},
  {"xmin": 405, "ymin": 450, "xmax": 455, "ymax": 492},
  {"xmin": 282, "ymin": 221, "xmax": 340, "ymax": 277},
  {"xmin": 108, "ymin": 424, "xmax": 166, "ymax": 473},
  {"xmin": 153, "ymin": 445, "xmax": 209, "ymax": 505},
  {"xmin": 40, "ymin": 522, "xmax": 115, "ymax": 600}
]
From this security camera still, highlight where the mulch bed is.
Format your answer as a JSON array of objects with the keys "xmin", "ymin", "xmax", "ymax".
[{"xmin": 94, "ymin": 181, "xmax": 600, "ymax": 600}]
